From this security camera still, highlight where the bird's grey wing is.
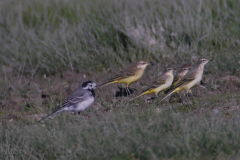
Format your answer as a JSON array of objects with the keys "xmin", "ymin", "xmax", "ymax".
[
  {"xmin": 68, "ymin": 93, "xmax": 85, "ymax": 103},
  {"xmin": 123, "ymin": 66, "xmax": 139, "ymax": 77},
  {"xmin": 143, "ymin": 75, "xmax": 168, "ymax": 92},
  {"xmin": 110, "ymin": 71, "xmax": 124, "ymax": 81},
  {"xmin": 142, "ymin": 81, "xmax": 159, "ymax": 92},
  {"xmin": 172, "ymin": 70, "xmax": 196, "ymax": 89},
  {"xmin": 164, "ymin": 74, "xmax": 182, "ymax": 94},
  {"xmin": 172, "ymin": 74, "xmax": 182, "ymax": 85},
  {"xmin": 62, "ymin": 91, "xmax": 85, "ymax": 108},
  {"xmin": 110, "ymin": 64, "xmax": 138, "ymax": 81}
]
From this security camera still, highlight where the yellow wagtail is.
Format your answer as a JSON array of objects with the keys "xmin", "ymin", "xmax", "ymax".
[
  {"xmin": 164, "ymin": 63, "xmax": 192, "ymax": 94},
  {"xmin": 99, "ymin": 61, "xmax": 149, "ymax": 93},
  {"xmin": 130, "ymin": 67, "xmax": 174, "ymax": 101},
  {"xmin": 161, "ymin": 58, "xmax": 211, "ymax": 102}
]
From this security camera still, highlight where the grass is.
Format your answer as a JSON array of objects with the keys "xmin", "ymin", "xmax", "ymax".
[
  {"xmin": 1, "ymin": 0, "xmax": 240, "ymax": 75},
  {"xmin": 0, "ymin": 0, "xmax": 240, "ymax": 159},
  {"xmin": 1, "ymin": 99, "xmax": 240, "ymax": 159}
]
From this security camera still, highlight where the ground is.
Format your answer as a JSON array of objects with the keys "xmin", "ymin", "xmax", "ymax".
[{"xmin": 1, "ymin": 68, "xmax": 240, "ymax": 123}]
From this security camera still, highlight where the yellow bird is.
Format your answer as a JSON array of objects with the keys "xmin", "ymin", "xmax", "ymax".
[
  {"xmin": 99, "ymin": 61, "xmax": 149, "ymax": 93},
  {"xmin": 161, "ymin": 58, "xmax": 211, "ymax": 102},
  {"xmin": 172, "ymin": 63, "xmax": 192, "ymax": 87},
  {"xmin": 130, "ymin": 67, "xmax": 174, "ymax": 101},
  {"xmin": 164, "ymin": 63, "xmax": 192, "ymax": 94}
]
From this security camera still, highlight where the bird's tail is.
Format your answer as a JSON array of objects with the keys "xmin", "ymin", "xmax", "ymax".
[
  {"xmin": 130, "ymin": 89, "xmax": 153, "ymax": 101},
  {"xmin": 164, "ymin": 83, "xmax": 177, "ymax": 94},
  {"xmin": 129, "ymin": 93, "xmax": 145, "ymax": 101},
  {"xmin": 161, "ymin": 87, "xmax": 182, "ymax": 102},
  {"xmin": 164, "ymin": 88, "xmax": 172, "ymax": 94},
  {"xmin": 36, "ymin": 109, "xmax": 64, "ymax": 124},
  {"xmin": 97, "ymin": 81, "xmax": 115, "ymax": 88}
]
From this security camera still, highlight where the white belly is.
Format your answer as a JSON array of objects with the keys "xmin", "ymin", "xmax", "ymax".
[
  {"xmin": 66, "ymin": 96, "xmax": 95, "ymax": 112},
  {"xmin": 76, "ymin": 96, "xmax": 95, "ymax": 111},
  {"xmin": 156, "ymin": 83, "xmax": 171, "ymax": 93},
  {"xmin": 185, "ymin": 70, "xmax": 203, "ymax": 90},
  {"xmin": 156, "ymin": 75, "xmax": 173, "ymax": 93}
]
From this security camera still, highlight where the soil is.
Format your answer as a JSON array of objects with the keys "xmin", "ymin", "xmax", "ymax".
[{"xmin": 0, "ymin": 68, "xmax": 240, "ymax": 121}]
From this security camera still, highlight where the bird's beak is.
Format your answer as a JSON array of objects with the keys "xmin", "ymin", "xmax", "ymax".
[{"xmin": 148, "ymin": 62, "xmax": 154, "ymax": 66}]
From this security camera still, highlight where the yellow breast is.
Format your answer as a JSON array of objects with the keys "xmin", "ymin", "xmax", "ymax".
[
  {"xmin": 121, "ymin": 69, "xmax": 144, "ymax": 86},
  {"xmin": 183, "ymin": 67, "xmax": 203, "ymax": 91},
  {"xmin": 154, "ymin": 73, "xmax": 174, "ymax": 94}
]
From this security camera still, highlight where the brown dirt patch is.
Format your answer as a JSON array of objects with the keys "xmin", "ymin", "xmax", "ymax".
[{"xmin": 0, "ymin": 68, "xmax": 240, "ymax": 121}]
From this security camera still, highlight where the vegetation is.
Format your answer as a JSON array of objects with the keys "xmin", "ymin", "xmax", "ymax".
[{"xmin": 0, "ymin": 0, "xmax": 240, "ymax": 159}]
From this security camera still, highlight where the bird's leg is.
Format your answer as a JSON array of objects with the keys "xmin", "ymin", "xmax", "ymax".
[
  {"xmin": 126, "ymin": 86, "xmax": 131, "ymax": 96},
  {"xmin": 169, "ymin": 93, "xmax": 176, "ymax": 103},
  {"xmin": 181, "ymin": 98, "xmax": 185, "ymax": 105},
  {"xmin": 119, "ymin": 84, "xmax": 125, "ymax": 96},
  {"xmin": 189, "ymin": 92, "xmax": 197, "ymax": 105},
  {"xmin": 180, "ymin": 93, "xmax": 187, "ymax": 106},
  {"xmin": 129, "ymin": 86, "xmax": 137, "ymax": 92},
  {"xmin": 73, "ymin": 111, "xmax": 81, "ymax": 115},
  {"xmin": 200, "ymin": 80, "xmax": 206, "ymax": 89},
  {"xmin": 171, "ymin": 104, "xmax": 177, "ymax": 113},
  {"xmin": 184, "ymin": 91, "xmax": 196, "ymax": 105},
  {"xmin": 186, "ymin": 92, "xmax": 191, "ymax": 103},
  {"xmin": 176, "ymin": 93, "xmax": 182, "ymax": 103},
  {"xmin": 199, "ymin": 85, "xmax": 206, "ymax": 89},
  {"xmin": 182, "ymin": 92, "xmax": 190, "ymax": 105}
]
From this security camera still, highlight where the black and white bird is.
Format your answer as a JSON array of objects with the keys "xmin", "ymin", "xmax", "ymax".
[{"xmin": 38, "ymin": 81, "xmax": 97, "ymax": 123}]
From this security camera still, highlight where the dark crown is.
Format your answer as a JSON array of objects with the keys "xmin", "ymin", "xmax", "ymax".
[{"xmin": 82, "ymin": 81, "xmax": 93, "ymax": 87}]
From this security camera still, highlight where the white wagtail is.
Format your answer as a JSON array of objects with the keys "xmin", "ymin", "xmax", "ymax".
[{"xmin": 38, "ymin": 81, "xmax": 97, "ymax": 123}]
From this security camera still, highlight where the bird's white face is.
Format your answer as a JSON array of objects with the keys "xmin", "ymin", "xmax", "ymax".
[
  {"xmin": 199, "ymin": 59, "xmax": 209, "ymax": 65},
  {"xmin": 165, "ymin": 67, "xmax": 174, "ymax": 74},
  {"xmin": 82, "ymin": 81, "xmax": 97, "ymax": 90},
  {"xmin": 181, "ymin": 67, "xmax": 190, "ymax": 74},
  {"xmin": 137, "ymin": 61, "xmax": 149, "ymax": 69}
]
